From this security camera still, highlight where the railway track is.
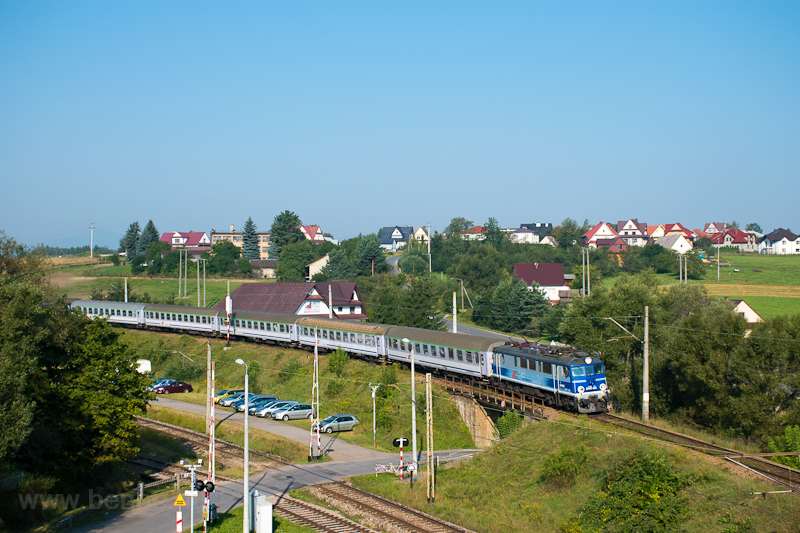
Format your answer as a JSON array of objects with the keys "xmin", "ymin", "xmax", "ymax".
[
  {"xmin": 135, "ymin": 416, "xmax": 280, "ymax": 468},
  {"xmin": 313, "ymin": 483, "xmax": 474, "ymax": 533},
  {"xmin": 137, "ymin": 415, "xmax": 477, "ymax": 533},
  {"xmin": 593, "ymin": 412, "xmax": 800, "ymax": 493},
  {"xmin": 273, "ymin": 495, "xmax": 378, "ymax": 533}
]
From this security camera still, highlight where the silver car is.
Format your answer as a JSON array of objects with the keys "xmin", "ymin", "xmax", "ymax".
[
  {"xmin": 312, "ymin": 414, "xmax": 360, "ymax": 433},
  {"xmin": 273, "ymin": 403, "xmax": 316, "ymax": 421},
  {"xmin": 255, "ymin": 400, "xmax": 298, "ymax": 418}
]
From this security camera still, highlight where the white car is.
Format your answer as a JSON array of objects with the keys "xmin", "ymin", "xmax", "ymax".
[
  {"xmin": 272, "ymin": 403, "xmax": 316, "ymax": 421},
  {"xmin": 255, "ymin": 400, "xmax": 298, "ymax": 418}
]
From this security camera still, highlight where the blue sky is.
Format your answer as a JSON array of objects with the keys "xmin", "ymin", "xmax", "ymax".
[{"xmin": 1, "ymin": 1, "xmax": 798, "ymax": 248}]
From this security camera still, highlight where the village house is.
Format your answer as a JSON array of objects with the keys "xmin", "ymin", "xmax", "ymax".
[
  {"xmin": 513, "ymin": 263, "xmax": 574, "ymax": 304},
  {"xmin": 211, "ymin": 224, "xmax": 271, "ymax": 260}
]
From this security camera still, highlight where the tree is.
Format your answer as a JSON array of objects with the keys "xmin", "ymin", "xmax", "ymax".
[
  {"xmin": 444, "ymin": 217, "xmax": 473, "ymax": 237},
  {"xmin": 207, "ymin": 241, "xmax": 241, "ymax": 274},
  {"xmin": 241, "ymin": 217, "xmax": 260, "ymax": 260},
  {"xmin": 397, "ymin": 251, "xmax": 428, "ymax": 275},
  {"xmin": 745, "ymin": 222, "xmax": 763, "ymax": 233},
  {"xmin": 276, "ymin": 240, "xmax": 314, "ymax": 282},
  {"xmin": 728, "ymin": 220, "xmax": 740, "ymax": 230},
  {"xmin": 145, "ymin": 240, "xmax": 172, "ymax": 274},
  {"xmin": 269, "ymin": 210, "xmax": 303, "ymax": 259},
  {"xmin": 355, "ymin": 234, "xmax": 390, "ymax": 276},
  {"xmin": 399, "ymin": 275, "xmax": 443, "ymax": 330},
  {"xmin": 0, "ymin": 233, "xmax": 149, "ymax": 484},
  {"xmin": 484, "ymin": 217, "xmax": 505, "ymax": 250},
  {"xmin": 490, "ymin": 278, "xmax": 514, "ymax": 331},
  {"xmin": 551, "ymin": 218, "xmax": 582, "ymax": 249},
  {"xmin": 320, "ymin": 246, "xmax": 358, "ymax": 280},
  {"xmin": 120, "ymin": 221, "xmax": 141, "ymax": 262},
  {"xmin": 137, "ymin": 220, "xmax": 159, "ymax": 257},
  {"xmin": 507, "ymin": 279, "xmax": 549, "ymax": 334}
]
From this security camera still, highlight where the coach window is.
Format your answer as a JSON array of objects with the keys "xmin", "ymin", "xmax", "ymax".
[
  {"xmin": 422, "ymin": 344, "xmax": 429, "ymax": 356},
  {"xmin": 542, "ymin": 362, "xmax": 552, "ymax": 374},
  {"xmin": 467, "ymin": 351, "xmax": 474, "ymax": 363},
  {"xmin": 456, "ymin": 349, "xmax": 463, "ymax": 361},
  {"xmin": 557, "ymin": 366, "xmax": 569, "ymax": 380}
]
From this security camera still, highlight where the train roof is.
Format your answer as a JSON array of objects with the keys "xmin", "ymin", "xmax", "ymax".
[
  {"xmin": 72, "ymin": 300, "xmax": 147, "ymax": 311},
  {"xmin": 494, "ymin": 343, "xmax": 600, "ymax": 366},
  {"xmin": 232, "ymin": 310, "xmax": 303, "ymax": 323},
  {"xmin": 385, "ymin": 326, "xmax": 505, "ymax": 352},
  {"xmin": 297, "ymin": 317, "xmax": 392, "ymax": 335},
  {"xmin": 145, "ymin": 304, "xmax": 222, "ymax": 316}
]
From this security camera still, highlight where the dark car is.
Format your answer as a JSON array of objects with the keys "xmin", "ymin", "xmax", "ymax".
[
  {"xmin": 232, "ymin": 395, "xmax": 278, "ymax": 412},
  {"xmin": 154, "ymin": 379, "xmax": 193, "ymax": 394}
]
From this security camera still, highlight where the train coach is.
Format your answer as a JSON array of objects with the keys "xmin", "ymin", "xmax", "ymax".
[{"xmin": 70, "ymin": 299, "xmax": 610, "ymax": 413}]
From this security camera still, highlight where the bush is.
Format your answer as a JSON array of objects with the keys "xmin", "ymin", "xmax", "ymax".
[
  {"xmin": 494, "ymin": 410, "xmax": 524, "ymax": 439},
  {"xmin": 539, "ymin": 446, "xmax": 589, "ymax": 488},
  {"xmin": 325, "ymin": 378, "xmax": 345, "ymax": 396},
  {"xmin": 279, "ymin": 358, "xmax": 304, "ymax": 381},
  {"xmin": 767, "ymin": 425, "xmax": 800, "ymax": 469},
  {"xmin": 327, "ymin": 347, "xmax": 349, "ymax": 377}
]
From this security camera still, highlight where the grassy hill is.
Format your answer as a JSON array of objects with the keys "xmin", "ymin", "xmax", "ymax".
[{"xmin": 344, "ymin": 414, "xmax": 794, "ymax": 533}]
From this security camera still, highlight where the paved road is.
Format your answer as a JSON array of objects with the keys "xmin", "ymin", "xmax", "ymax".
[{"xmin": 77, "ymin": 399, "xmax": 477, "ymax": 533}]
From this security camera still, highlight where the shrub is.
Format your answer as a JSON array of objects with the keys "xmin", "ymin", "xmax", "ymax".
[
  {"xmin": 325, "ymin": 378, "xmax": 345, "ymax": 396},
  {"xmin": 539, "ymin": 446, "xmax": 589, "ymax": 488},
  {"xmin": 279, "ymin": 358, "xmax": 304, "ymax": 381},
  {"xmin": 767, "ymin": 425, "xmax": 800, "ymax": 469},
  {"xmin": 494, "ymin": 410, "xmax": 524, "ymax": 439},
  {"xmin": 327, "ymin": 347, "xmax": 349, "ymax": 377}
]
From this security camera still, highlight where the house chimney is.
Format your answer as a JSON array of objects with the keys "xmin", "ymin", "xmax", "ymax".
[
  {"xmin": 534, "ymin": 262, "xmax": 539, "ymax": 269},
  {"xmin": 230, "ymin": 224, "xmax": 235, "ymax": 233}
]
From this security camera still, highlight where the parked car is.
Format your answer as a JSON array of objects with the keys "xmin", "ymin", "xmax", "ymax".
[
  {"xmin": 241, "ymin": 396, "xmax": 280, "ymax": 413},
  {"xmin": 233, "ymin": 395, "xmax": 278, "ymax": 412},
  {"xmin": 154, "ymin": 379, "xmax": 193, "ymax": 394},
  {"xmin": 214, "ymin": 388, "xmax": 243, "ymax": 404},
  {"xmin": 249, "ymin": 399, "xmax": 281, "ymax": 415},
  {"xmin": 273, "ymin": 403, "xmax": 316, "ymax": 421},
  {"xmin": 255, "ymin": 400, "xmax": 298, "ymax": 418},
  {"xmin": 218, "ymin": 393, "xmax": 248, "ymax": 407},
  {"xmin": 312, "ymin": 414, "xmax": 360, "ymax": 433},
  {"xmin": 147, "ymin": 377, "xmax": 170, "ymax": 392}
]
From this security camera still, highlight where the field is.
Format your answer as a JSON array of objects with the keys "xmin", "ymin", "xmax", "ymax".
[
  {"xmin": 600, "ymin": 254, "xmax": 800, "ymax": 320},
  {"xmin": 47, "ymin": 265, "xmax": 264, "ymax": 307}
]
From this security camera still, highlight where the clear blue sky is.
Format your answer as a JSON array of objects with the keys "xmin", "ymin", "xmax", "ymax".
[{"xmin": 1, "ymin": 1, "xmax": 798, "ymax": 248}]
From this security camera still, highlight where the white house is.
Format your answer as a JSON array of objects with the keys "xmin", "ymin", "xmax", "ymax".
[
  {"xmin": 581, "ymin": 222, "xmax": 618, "ymax": 248},
  {"xmin": 758, "ymin": 228, "xmax": 800, "ymax": 255},
  {"xmin": 616, "ymin": 219, "xmax": 648, "ymax": 247},
  {"xmin": 655, "ymin": 235, "xmax": 693, "ymax": 254},
  {"xmin": 509, "ymin": 228, "xmax": 540, "ymax": 244}
]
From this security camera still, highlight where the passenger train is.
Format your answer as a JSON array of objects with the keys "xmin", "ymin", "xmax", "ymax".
[{"xmin": 71, "ymin": 299, "xmax": 610, "ymax": 413}]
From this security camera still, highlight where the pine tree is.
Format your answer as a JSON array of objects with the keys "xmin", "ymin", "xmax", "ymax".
[
  {"xmin": 137, "ymin": 220, "xmax": 159, "ymax": 257},
  {"xmin": 355, "ymin": 234, "xmax": 390, "ymax": 276},
  {"xmin": 268, "ymin": 211, "xmax": 303, "ymax": 259},
  {"xmin": 490, "ymin": 278, "xmax": 513, "ymax": 331},
  {"xmin": 241, "ymin": 217, "xmax": 260, "ymax": 260},
  {"xmin": 121, "ymin": 221, "xmax": 140, "ymax": 262}
]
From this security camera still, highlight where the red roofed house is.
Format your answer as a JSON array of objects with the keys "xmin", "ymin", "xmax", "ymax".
[
  {"xmin": 297, "ymin": 225, "xmax": 327, "ymax": 244},
  {"xmin": 704, "ymin": 222, "xmax": 727, "ymax": 234},
  {"xmin": 513, "ymin": 263, "xmax": 573, "ymax": 303},
  {"xmin": 462, "ymin": 226, "xmax": 488, "ymax": 241},
  {"xmin": 595, "ymin": 237, "xmax": 628, "ymax": 253},
  {"xmin": 662, "ymin": 223, "xmax": 694, "ymax": 241},
  {"xmin": 159, "ymin": 231, "xmax": 211, "ymax": 259},
  {"xmin": 581, "ymin": 222, "xmax": 618, "ymax": 248},
  {"xmin": 712, "ymin": 229, "xmax": 758, "ymax": 252},
  {"xmin": 213, "ymin": 281, "xmax": 367, "ymax": 320},
  {"xmin": 647, "ymin": 225, "xmax": 666, "ymax": 239}
]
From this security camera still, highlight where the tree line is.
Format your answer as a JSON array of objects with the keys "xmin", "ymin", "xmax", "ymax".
[{"xmin": 0, "ymin": 231, "xmax": 150, "ymax": 527}]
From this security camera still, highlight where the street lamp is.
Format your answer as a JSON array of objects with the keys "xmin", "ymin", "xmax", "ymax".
[
  {"xmin": 235, "ymin": 358, "xmax": 249, "ymax": 533},
  {"xmin": 401, "ymin": 338, "xmax": 417, "ymax": 471},
  {"xmin": 369, "ymin": 383, "xmax": 382, "ymax": 449}
]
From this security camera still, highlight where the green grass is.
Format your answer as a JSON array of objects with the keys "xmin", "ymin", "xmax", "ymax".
[
  {"xmin": 145, "ymin": 405, "xmax": 311, "ymax": 467},
  {"xmin": 125, "ymin": 330, "xmax": 477, "ymax": 454},
  {"xmin": 710, "ymin": 295, "xmax": 800, "ymax": 320},
  {"xmin": 346, "ymin": 414, "xmax": 796, "ymax": 533},
  {"xmin": 702, "ymin": 253, "xmax": 800, "ymax": 286},
  {"xmin": 192, "ymin": 505, "xmax": 315, "ymax": 532}
]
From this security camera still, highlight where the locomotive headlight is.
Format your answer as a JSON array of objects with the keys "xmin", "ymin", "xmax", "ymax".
[
  {"xmin": 578, "ymin": 386, "xmax": 585, "ymax": 393},
  {"xmin": 600, "ymin": 383, "xmax": 607, "ymax": 391},
  {"xmin": 584, "ymin": 357, "xmax": 592, "ymax": 364}
]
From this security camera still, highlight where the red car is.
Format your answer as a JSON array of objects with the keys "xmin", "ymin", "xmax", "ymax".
[{"xmin": 154, "ymin": 379, "xmax": 193, "ymax": 394}]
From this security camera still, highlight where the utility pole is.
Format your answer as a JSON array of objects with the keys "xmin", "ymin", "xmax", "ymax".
[
  {"xmin": 178, "ymin": 249, "xmax": 183, "ymax": 298},
  {"xmin": 184, "ymin": 249, "xmax": 189, "ymax": 297},
  {"xmin": 89, "ymin": 222, "xmax": 95, "ymax": 259},
  {"xmin": 426, "ymin": 373, "xmax": 435, "ymax": 503},
  {"xmin": 197, "ymin": 258, "xmax": 200, "ymax": 307},
  {"xmin": 309, "ymin": 328, "xmax": 321, "ymax": 460},
  {"xmin": 369, "ymin": 383, "xmax": 381, "ymax": 449},
  {"xmin": 452, "ymin": 291, "xmax": 457, "ymax": 334},
  {"xmin": 643, "ymin": 305, "xmax": 650, "ymax": 423},
  {"xmin": 427, "ymin": 223, "xmax": 432, "ymax": 273},
  {"xmin": 206, "ymin": 342, "xmax": 212, "ymax": 433}
]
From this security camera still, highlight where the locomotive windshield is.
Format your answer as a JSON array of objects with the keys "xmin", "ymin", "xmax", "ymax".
[{"xmin": 572, "ymin": 364, "xmax": 606, "ymax": 377}]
